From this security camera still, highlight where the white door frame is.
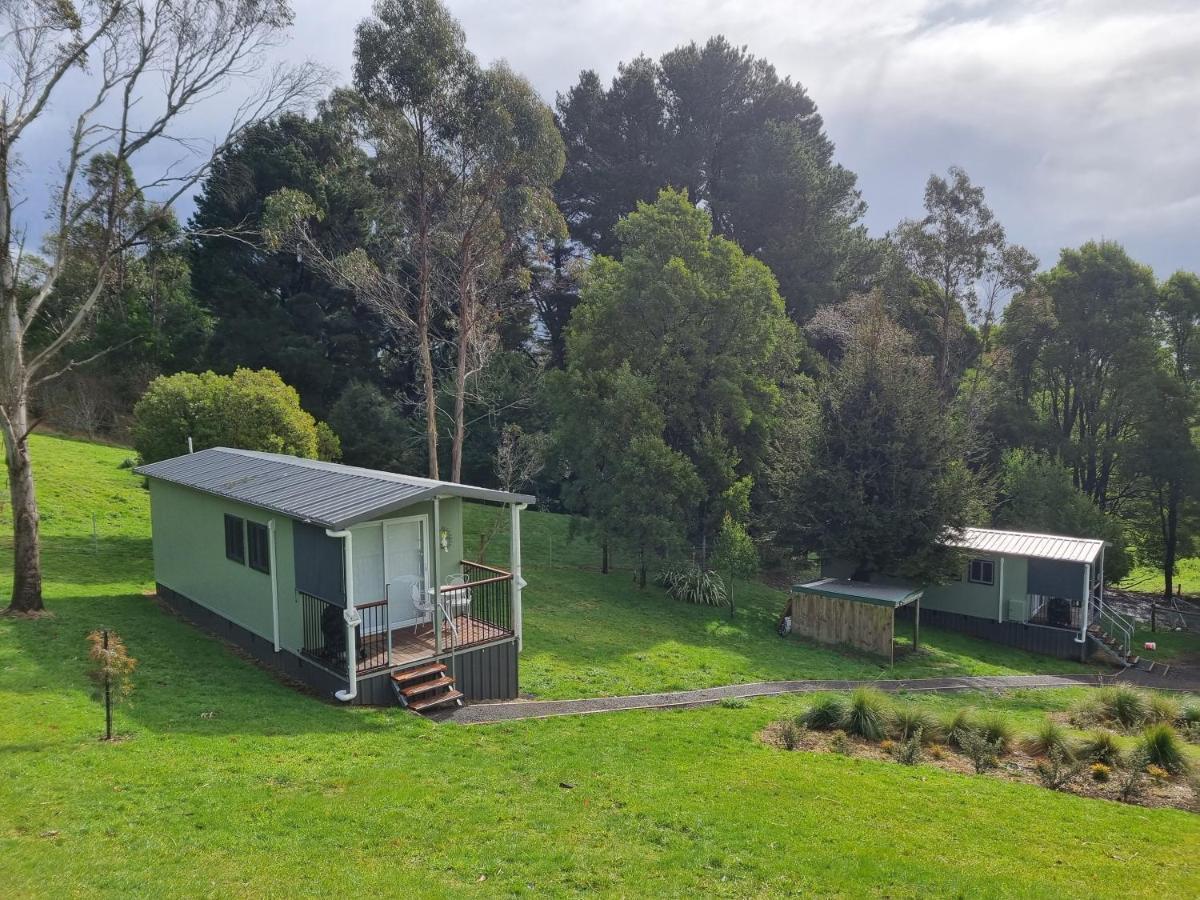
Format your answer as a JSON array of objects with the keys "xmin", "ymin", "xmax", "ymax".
[{"xmin": 350, "ymin": 514, "xmax": 431, "ymax": 630}]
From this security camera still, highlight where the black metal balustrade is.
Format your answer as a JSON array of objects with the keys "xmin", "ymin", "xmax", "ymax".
[
  {"xmin": 441, "ymin": 560, "xmax": 513, "ymax": 648},
  {"xmin": 299, "ymin": 591, "xmax": 391, "ymax": 676}
]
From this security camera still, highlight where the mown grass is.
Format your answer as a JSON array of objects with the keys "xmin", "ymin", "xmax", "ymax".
[
  {"xmin": 1121, "ymin": 559, "xmax": 1200, "ymax": 595},
  {"xmin": 1, "ymin": 434, "xmax": 1198, "ymax": 897}
]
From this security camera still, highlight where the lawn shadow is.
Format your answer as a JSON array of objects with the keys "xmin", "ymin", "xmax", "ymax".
[{"xmin": 0, "ymin": 535, "xmax": 154, "ymax": 586}]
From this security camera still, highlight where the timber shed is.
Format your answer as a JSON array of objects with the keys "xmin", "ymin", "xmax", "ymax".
[{"xmin": 786, "ymin": 579, "xmax": 923, "ymax": 665}]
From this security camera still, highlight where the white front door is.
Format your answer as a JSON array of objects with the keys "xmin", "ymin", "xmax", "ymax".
[{"xmin": 384, "ymin": 519, "xmax": 428, "ymax": 628}]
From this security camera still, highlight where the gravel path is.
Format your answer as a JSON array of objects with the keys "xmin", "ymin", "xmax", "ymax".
[{"xmin": 430, "ymin": 672, "xmax": 1135, "ymax": 725}]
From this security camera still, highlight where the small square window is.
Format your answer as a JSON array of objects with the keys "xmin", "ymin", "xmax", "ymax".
[
  {"xmin": 247, "ymin": 521, "xmax": 270, "ymax": 574},
  {"xmin": 224, "ymin": 514, "xmax": 245, "ymax": 564},
  {"xmin": 968, "ymin": 558, "xmax": 994, "ymax": 586}
]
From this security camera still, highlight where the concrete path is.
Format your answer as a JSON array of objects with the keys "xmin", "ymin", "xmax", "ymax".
[{"xmin": 430, "ymin": 672, "xmax": 1125, "ymax": 725}]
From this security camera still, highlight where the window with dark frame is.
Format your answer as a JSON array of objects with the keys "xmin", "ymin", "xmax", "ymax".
[
  {"xmin": 247, "ymin": 521, "xmax": 270, "ymax": 574},
  {"xmin": 224, "ymin": 514, "xmax": 245, "ymax": 564},
  {"xmin": 968, "ymin": 558, "xmax": 995, "ymax": 586}
]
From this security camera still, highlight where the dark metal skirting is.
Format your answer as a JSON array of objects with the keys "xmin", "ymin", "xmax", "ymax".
[{"xmin": 898, "ymin": 607, "xmax": 1088, "ymax": 660}]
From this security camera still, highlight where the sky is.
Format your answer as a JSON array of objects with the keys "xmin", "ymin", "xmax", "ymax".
[{"xmin": 15, "ymin": 0, "xmax": 1200, "ymax": 277}]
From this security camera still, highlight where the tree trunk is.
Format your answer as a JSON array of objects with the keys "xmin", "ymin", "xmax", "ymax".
[
  {"xmin": 417, "ymin": 216, "xmax": 439, "ymax": 480},
  {"xmin": 451, "ymin": 244, "xmax": 473, "ymax": 483},
  {"xmin": 1163, "ymin": 480, "xmax": 1179, "ymax": 608},
  {"xmin": 601, "ymin": 540, "xmax": 609, "ymax": 575},
  {"xmin": 2, "ymin": 400, "xmax": 44, "ymax": 613}
]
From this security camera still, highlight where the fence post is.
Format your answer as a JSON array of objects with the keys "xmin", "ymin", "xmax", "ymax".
[{"xmin": 102, "ymin": 629, "xmax": 113, "ymax": 741}]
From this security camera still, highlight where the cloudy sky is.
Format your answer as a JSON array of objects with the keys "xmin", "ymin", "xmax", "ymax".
[{"xmin": 17, "ymin": 0, "xmax": 1200, "ymax": 276}]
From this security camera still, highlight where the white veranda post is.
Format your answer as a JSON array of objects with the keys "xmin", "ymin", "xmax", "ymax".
[{"xmin": 510, "ymin": 502, "xmax": 527, "ymax": 651}]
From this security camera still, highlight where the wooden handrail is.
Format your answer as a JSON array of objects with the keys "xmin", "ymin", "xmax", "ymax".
[
  {"xmin": 461, "ymin": 559, "xmax": 511, "ymax": 577},
  {"xmin": 441, "ymin": 573, "xmax": 512, "ymax": 591},
  {"xmin": 356, "ymin": 599, "xmax": 387, "ymax": 610}
]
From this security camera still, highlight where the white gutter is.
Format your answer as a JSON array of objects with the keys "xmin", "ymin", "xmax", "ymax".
[
  {"xmin": 996, "ymin": 556, "xmax": 1005, "ymax": 624},
  {"xmin": 510, "ymin": 502, "xmax": 528, "ymax": 651},
  {"xmin": 326, "ymin": 527, "xmax": 359, "ymax": 702},
  {"xmin": 268, "ymin": 519, "xmax": 280, "ymax": 652}
]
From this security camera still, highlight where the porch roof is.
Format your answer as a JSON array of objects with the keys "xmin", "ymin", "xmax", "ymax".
[
  {"xmin": 945, "ymin": 527, "xmax": 1104, "ymax": 565},
  {"xmin": 792, "ymin": 578, "xmax": 923, "ymax": 608},
  {"xmin": 135, "ymin": 447, "xmax": 535, "ymax": 529}
]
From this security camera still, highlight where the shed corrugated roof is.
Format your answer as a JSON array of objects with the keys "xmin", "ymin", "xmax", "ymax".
[
  {"xmin": 135, "ymin": 448, "xmax": 535, "ymax": 529},
  {"xmin": 946, "ymin": 527, "xmax": 1103, "ymax": 565},
  {"xmin": 792, "ymin": 578, "xmax": 923, "ymax": 608}
]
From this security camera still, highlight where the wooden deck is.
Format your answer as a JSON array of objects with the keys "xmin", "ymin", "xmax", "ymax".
[{"xmin": 358, "ymin": 615, "xmax": 512, "ymax": 672}]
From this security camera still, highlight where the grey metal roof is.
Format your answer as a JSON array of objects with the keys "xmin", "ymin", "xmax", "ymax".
[
  {"xmin": 793, "ymin": 578, "xmax": 923, "ymax": 608},
  {"xmin": 946, "ymin": 527, "xmax": 1103, "ymax": 565},
  {"xmin": 135, "ymin": 448, "xmax": 535, "ymax": 529}
]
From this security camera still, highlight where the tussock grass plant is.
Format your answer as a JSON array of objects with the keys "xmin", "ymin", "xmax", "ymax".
[
  {"xmin": 890, "ymin": 705, "xmax": 940, "ymax": 744},
  {"xmin": 1023, "ymin": 718, "xmax": 1075, "ymax": 760},
  {"xmin": 844, "ymin": 688, "xmax": 889, "ymax": 741},
  {"xmin": 1078, "ymin": 730, "xmax": 1122, "ymax": 766},
  {"xmin": 798, "ymin": 695, "xmax": 848, "ymax": 731},
  {"xmin": 1138, "ymin": 723, "xmax": 1191, "ymax": 775}
]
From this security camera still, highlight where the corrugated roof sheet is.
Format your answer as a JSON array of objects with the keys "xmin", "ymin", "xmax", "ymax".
[
  {"xmin": 135, "ymin": 448, "xmax": 535, "ymax": 529},
  {"xmin": 793, "ymin": 578, "xmax": 923, "ymax": 608},
  {"xmin": 946, "ymin": 527, "xmax": 1103, "ymax": 564}
]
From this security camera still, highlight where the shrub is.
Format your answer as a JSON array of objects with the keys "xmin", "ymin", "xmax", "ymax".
[
  {"xmin": 1182, "ymin": 704, "xmax": 1200, "ymax": 728},
  {"xmin": 1097, "ymin": 686, "xmax": 1149, "ymax": 730},
  {"xmin": 1035, "ymin": 745, "xmax": 1085, "ymax": 791},
  {"xmin": 720, "ymin": 696, "xmax": 748, "ymax": 710},
  {"xmin": 1117, "ymin": 750, "xmax": 1150, "ymax": 803},
  {"xmin": 890, "ymin": 705, "xmax": 939, "ymax": 744},
  {"xmin": 976, "ymin": 712, "xmax": 1014, "ymax": 753},
  {"xmin": 879, "ymin": 739, "xmax": 896, "ymax": 754},
  {"xmin": 1023, "ymin": 718, "xmax": 1075, "ymax": 760},
  {"xmin": 928, "ymin": 744, "xmax": 947, "ymax": 761},
  {"xmin": 780, "ymin": 721, "xmax": 801, "ymax": 751},
  {"xmin": 844, "ymin": 688, "xmax": 889, "ymax": 741},
  {"xmin": 895, "ymin": 732, "xmax": 924, "ymax": 766},
  {"xmin": 1090, "ymin": 762, "xmax": 1112, "ymax": 783},
  {"xmin": 1078, "ymin": 730, "xmax": 1122, "ymax": 766},
  {"xmin": 960, "ymin": 729, "xmax": 1005, "ymax": 774},
  {"xmin": 1147, "ymin": 693, "xmax": 1181, "ymax": 725},
  {"xmin": 941, "ymin": 707, "xmax": 979, "ymax": 749},
  {"xmin": 1138, "ymin": 723, "xmax": 1191, "ymax": 775},
  {"xmin": 829, "ymin": 730, "xmax": 851, "ymax": 755},
  {"xmin": 797, "ymin": 695, "xmax": 848, "ymax": 731},
  {"xmin": 1146, "ymin": 764, "xmax": 1170, "ymax": 782},
  {"xmin": 1067, "ymin": 695, "xmax": 1105, "ymax": 728},
  {"xmin": 654, "ymin": 565, "xmax": 727, "ymax": 606}
]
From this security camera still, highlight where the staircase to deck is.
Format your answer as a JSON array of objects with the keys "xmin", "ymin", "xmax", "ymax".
[
  {"xmin": 391, "ymin": 662, "xmax": 464, "ymax": 713},
  {"xmin": 1087, "ymin": 601, "xmax": 1138, "ymax": 667}
]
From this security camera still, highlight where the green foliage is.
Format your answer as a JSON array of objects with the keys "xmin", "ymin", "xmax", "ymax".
[
  {"xmin": 940, "ymin": 707, "xmax": 979, "ymax": 749},
  {"xmin": 890, "ymin": 705, "xmax": 939, "ymax": 744},
  {"xmin": 554, "ymin": 36, "xmax": 870, "ymax": 320},
  {"xmin": 1090, "ymin": 762, "xmax": 1112, "ymax": 783},
  {"xmin": 1138, "ymin": 723, "xmax": 1191, "ymax": 775},
  {"xmin": 132, "ymin": 368, "xmax": 333, "ymax": 463},
  {"xmin": 327, "ymin": 382, "xmax": 415, "ymax": 472},
  {"xmin": 788, "ymin": 298, "xmax": 972, "ymax": 582},
  {"xmin": 798, "ymin": 695, "xmax": 849, "ymax": 731},
  {"xmin": 1147, "ymin": 693, "xmax": 1181, "ymax": 725},
  {"xmin": 1024, "ymin": 718, "xmax": 1075, "ymax": 760},
  {"xmin": 1078, "ymin": 730, "xmax": 1122, "ymax": 766},
  {"xmin": 654, "ymin": 565, "xmax": 727, "ymax": 607},
  {"xmin": 560, "ymin": 188, "xmax": 797, "ymax": 544},
  {"xmin": 844, "ymin": 688, "xmax": 889, "ymax": 741},
  {"xmin": 894, "ymin": 732, "xmax": 924, "ymax": 766},
  {"xmin": 779, "ymin": 720, "xmax": 801, "ymax": 750},
  {"xmin": 993, "ymin": 450, "xmax": 1130, "ymax": 581},
  {"xmin": 1117, "ymin": 749, "xmax": 1151, "ymax": 802},
  {"xmin": 976, "ymin": 712, "xmax": 1015, "ymax": 752},
  {"xmin": 1098, "ymin": 686, "xmax": 1150, "ymax": 730},
  {"xmin": 959, "ymin": 729, "xmax": 1005, "ymax": 774},
  {"xmin": 1034, "ymin": 745, "xmax": 1085, "ymax": 791}
]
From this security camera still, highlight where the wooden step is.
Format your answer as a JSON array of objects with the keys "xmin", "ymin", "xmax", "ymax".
[
  {"xmin": 391, "ymin": 662, "xmax": 447, "ymax": 684},
  {"xmin": 408, "ymin": 689, "xmax": 464, "ymax": 712},
  {"xmin": 399, "ymin": 675, "xmax": 456, "ymax": 698}
]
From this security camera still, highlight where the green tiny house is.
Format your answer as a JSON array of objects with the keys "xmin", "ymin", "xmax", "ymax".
[
  {"xmin": 810, "ymin": 527, "xmax": 1134, "ymax": 663},
  {"xmin": 137, "ymin": 448, "xmax": 534, "ymax": 709}
]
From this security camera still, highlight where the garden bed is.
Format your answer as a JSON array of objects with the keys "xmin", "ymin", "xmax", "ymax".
[{"xmin": 759, "ymin": 721, "xmax": 1198, "ymax": 812}]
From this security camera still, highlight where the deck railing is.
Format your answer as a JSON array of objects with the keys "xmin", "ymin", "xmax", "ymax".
[
  {"xmin": 442, "ymin": 559, "xmax": 514, "ymax": 648},
  {"xmin": 298, "ymin": 591, "xmax": 391, "ymax": 677}
]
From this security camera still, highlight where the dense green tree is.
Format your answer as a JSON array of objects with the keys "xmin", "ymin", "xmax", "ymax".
[
  {"xmin": 893, "ymin": 167, "xmax": 1036, "ymax": 396},
  {"xmin": 326, "ymin": 381, "xmax": 415, "ymax": 472},
  {"xmin": 190, "ymin": 111, "xmax": 381, "ymax": 419},
  {"xmin": 712, "ymin": 512, "xmax": 758, "ymax": 618},
  {"xmin": 1000, "ymin": 241, "xmax": 1159, "ymax": 510},
  {"xmin": 564, "ymin": 189, "xmax": 797, "ymax": 541},
  {"xmin": 787, "ymin": 299, "xmax": 973, "ymax": 582},
  {"xmin": 132, "ymin": 368, "xmax": 336, "ymax": 464},
  {"xmin": 556, "ymin": 37, "xmax": 871, "ymax": 320},
  {"xmin": 993, "ymin": 450, "xmax": 1130, "ymax": 582}
]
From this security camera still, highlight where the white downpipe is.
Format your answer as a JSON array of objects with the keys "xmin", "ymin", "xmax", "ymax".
[
  {"xmin": 510, "ymin": 502, "xmax": 527, "ymax": 652},
  {"xmin": 268, "ymin": 519, "xmax": 280, "ymax": 652},
  {"xmin": 1075, "ymin": 562, "xmax": 1091, "ymax": 646},
  {"xmin": 1098, "ymin": 547, "xmax": 1105, "ymax": 619},
  {"xmin": 432, "ymin": 497, "xmax": 442, "ymax": 656},
  {"xmin": 996, "ymin": 557, "xmax": 1006, "ymax": 624},
  {"xmin": 326, "ymin": 528, "xmax": 358, "ymax": 702}
]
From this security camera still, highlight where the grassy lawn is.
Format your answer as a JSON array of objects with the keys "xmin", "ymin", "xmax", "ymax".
[
  {"xmin": 1, "ymin": 433, "xmax": 1198, "ymax": 897},
  {"xmin": 1120, "ymin": 559, "xmax": 1200, "ymax": 595}
]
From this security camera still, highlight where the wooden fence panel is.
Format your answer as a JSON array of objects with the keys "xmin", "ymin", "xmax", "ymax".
[{"xmin": 788, "ymin": 591, "xmax": 894, "ymax": 659}]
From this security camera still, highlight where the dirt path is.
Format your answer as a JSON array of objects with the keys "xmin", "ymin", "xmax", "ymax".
[{"xmin": 429, "ymin": 669, "xmax": 1200, "ymax": 725}]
